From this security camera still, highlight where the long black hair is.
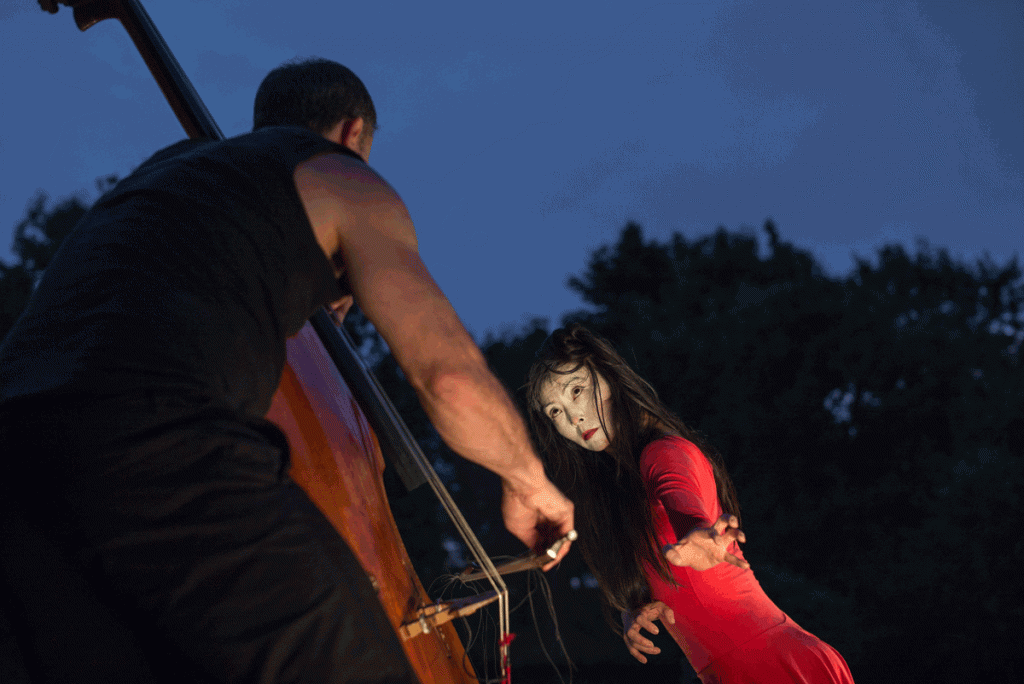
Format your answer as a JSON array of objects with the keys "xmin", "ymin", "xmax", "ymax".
[{"xmin": 525, "ymin": 324, "xmax": 741, "ymax": 616}]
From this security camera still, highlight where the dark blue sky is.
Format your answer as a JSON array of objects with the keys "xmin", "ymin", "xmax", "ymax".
[{"xmin": 2, "ymin": 0, "xmax": 1021, "ymax": 337}]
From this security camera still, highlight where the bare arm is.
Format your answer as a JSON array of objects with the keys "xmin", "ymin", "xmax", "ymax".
[
  {"xmin": 642, "ymin": 438, "xmax": 749, "ymax": 571},
  {"xmin": 294, "ymin": 153, "xmax": 573, "ymax": 564}
]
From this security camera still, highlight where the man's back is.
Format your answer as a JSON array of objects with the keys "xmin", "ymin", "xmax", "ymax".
[{"xmin": 0, "ymin": 126, "xmax": 356, "ymax": 418}]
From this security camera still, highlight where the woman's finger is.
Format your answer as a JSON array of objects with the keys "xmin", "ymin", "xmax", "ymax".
[
  {"xmin": 713, "ymin": 514, "xmax": 737, "ymax": 534},
  {"xmin": 626, "ymin": 631, "xmax": 659, "ymax": 653},
  {"xmin": 720, "ymin": 526, "xmax": 745, "ymax": 545},
  {"xmin": 642, "ymin": 600, "xmax": 667, "ymax": 614},
  {"xmin": 628, "ymin": 646, "xmax": 649, "ymax": 664},
  {"xmin": 725, "ymin": 552, "xmax": 751, "ymax": 570},
  {"xmin": 635, "ymin": 615, "xmax": 659, "ymax": 633},
  {"xmin": 627, "ymin": 621, "xmax": 655, "ymax": 643},
  {"xmin": 628, "ymin": 634, "xmax": 659, "ymax": 652}
]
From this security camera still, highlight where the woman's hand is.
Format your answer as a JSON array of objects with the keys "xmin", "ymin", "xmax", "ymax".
[
  {"xmin": 621, "ymin": 601, "xmax": 675, "ymax": 664},
  {"xmin": 663, "ymin": 514, "xmax": 750, "ymax": 571}
]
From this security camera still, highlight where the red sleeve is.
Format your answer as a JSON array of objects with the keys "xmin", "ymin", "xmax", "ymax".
[{"xmin": 640, "ymin": 436, "xmax": 720, "ymax": 540}]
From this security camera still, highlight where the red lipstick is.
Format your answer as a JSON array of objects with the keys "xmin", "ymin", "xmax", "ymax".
[{"xmin": 582, "ymin": 428, "xmax": 598, "ymax": 441}]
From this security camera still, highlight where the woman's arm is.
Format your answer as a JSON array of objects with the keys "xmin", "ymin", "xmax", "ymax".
[
  {"xmin": 663, "ymin": 513, "xmax": 750, "ymax": 570},
  {"xmin": 642, "ymin": 437, "xmax": 750, "ymax": 571},
  {"xmin": 622, "ymin": 518, "xmax": 748, "ymax": 662}
]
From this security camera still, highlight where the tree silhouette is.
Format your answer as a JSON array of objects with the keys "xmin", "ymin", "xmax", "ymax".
[{"xmin": 1, "ymin": 176, "xmax": 116, "ymax": 340}]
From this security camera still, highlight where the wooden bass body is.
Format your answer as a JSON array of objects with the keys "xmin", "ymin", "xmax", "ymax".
[{"xmin": 269, "ymin": 327, "xmax": 477, "ymax": 683}]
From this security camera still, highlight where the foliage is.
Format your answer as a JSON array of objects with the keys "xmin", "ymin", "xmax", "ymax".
[
  {"xmin": 1, "ymin": 193, "xmax": 88, "ymax": 339},
  {"xmin": 0, "ymin": 176, "xmax": 115, "ymax": 341}
]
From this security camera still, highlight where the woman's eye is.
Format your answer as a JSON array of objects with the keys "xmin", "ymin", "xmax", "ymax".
[
  {"xmin": 548, "ymin": 408, "xmax": 560, "ymax": 419},
  {"xmin": 572, "ymin": 386, "xmax": 582, "ymax": 396}
]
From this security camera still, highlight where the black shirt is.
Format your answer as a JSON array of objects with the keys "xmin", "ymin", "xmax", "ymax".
[{"xmin": 0, "ymin": 126, "xmax": 358, "ymax": 418}]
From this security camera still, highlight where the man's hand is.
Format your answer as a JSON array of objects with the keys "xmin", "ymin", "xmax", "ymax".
[
  {"xmin": 663, "ymin": 514, "xmax": 750, "ymax": 571},
  {"xmin": 501, "ymin": 479, "xmax": 574, "ymax": 570},
  {"xmin": 328, "ymin": 294, "xmax": 354, "ymax": 320},
  {"xmin": 621, "ymin": 601, "xmax": 675, "ymax": 664}
]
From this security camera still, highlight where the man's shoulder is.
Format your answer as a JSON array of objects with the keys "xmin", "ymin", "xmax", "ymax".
[
  {"xmin": 117, "ymin": 128, "xmax": 350, "ymax": 194},
  {"xmin": 234, "ymin": 125, "xmax": 320, "ymax": 145},
  {"xmin": 146, "ymin": 127, "xmax": 343, "ymax": 164},
  {"xmin": 294, "ymin": 151, "xmax": 399, "ymax": 212},
  {"xmin": 237, "ymin": 126, "xmax": 359, "ymax": 158}
]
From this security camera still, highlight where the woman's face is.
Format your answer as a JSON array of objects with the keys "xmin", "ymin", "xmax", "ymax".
[{"xmin": 537, "ymin": 364, "xmax": 613, "ymax": 451}]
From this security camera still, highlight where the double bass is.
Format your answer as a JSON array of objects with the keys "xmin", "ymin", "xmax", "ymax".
[{"xmin": 37, "ymin": 1, "xmax": 515, "ymax": 681}]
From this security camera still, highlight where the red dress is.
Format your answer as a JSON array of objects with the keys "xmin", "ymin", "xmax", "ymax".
[{"xmin": 640, "ymin": 435, "xmax": 854, "ymax": 683}]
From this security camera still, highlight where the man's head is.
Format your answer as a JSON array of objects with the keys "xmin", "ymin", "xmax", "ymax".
[{"xmin": 253, "ymin": 58, "xmax": 376, "ymax": 151}]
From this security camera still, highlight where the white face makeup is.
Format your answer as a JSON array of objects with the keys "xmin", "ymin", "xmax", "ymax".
[{"xmin": 538, "ymin": 364, "xmax": 613, "ymax": 451}]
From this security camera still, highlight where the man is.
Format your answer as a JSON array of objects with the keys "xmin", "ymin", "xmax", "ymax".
[{"xmin": 0, "ymin": 58, "xmax": 573, "ymax": 683}]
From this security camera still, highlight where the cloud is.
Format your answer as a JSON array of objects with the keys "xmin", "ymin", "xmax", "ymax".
[
  {"xmin": 630, "ymin": 0, "xmax": 1021, "ymax": 263},
  {"xmin": 698, "ymin": 1, "xmax": 1020, "ymax": 193},
  {"xmin": 540, "ymin": 138, "xmax": 650, "ymax": 213}
]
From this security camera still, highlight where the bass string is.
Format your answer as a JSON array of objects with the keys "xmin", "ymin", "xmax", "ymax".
[
  {"xmin": 441, "ymin": 566, "xmax": 575, "ymax": 684},
  {"xmin": 332, "ymin": 319, "xmax": 513, "ymax": 678}
]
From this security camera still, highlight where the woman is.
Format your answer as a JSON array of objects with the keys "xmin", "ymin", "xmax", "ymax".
[{"xmin": 526, "ymin": 325, "xmax": 853, "ymax": 683}]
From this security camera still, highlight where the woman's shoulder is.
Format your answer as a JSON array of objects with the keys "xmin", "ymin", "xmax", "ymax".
[
  {"xmin": 640, "ymin": 433, "xmax": 705, "ymax": 468},
  {"xmin": 639, "ymin": 434, "xmax": 717, "ymax": 495}
]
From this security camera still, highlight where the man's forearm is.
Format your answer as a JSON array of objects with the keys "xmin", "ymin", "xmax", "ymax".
[{"xmin": 412, "ymin": 360, "xmax": 547, "ymax": 492}]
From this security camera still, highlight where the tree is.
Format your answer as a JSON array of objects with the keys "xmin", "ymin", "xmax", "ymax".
[
  {"xmin": 478, "ymin": 221, "xmax": 1022, "ymax": 683},
  {"xmin": 1, "ymin": 176, "xmax": 116, "ymax": 340}
]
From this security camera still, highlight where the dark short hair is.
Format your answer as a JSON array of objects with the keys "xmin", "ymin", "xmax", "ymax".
[{"xmin": 253, "ymin": 58, "xmax": 377, "ymax": 135}]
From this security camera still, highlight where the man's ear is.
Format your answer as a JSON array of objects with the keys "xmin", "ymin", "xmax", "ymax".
[{"xmin": 339, "ymin": 117, "xmax": 365, "ymax": 151}]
